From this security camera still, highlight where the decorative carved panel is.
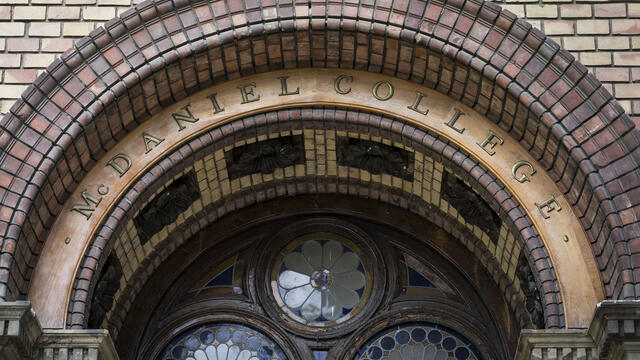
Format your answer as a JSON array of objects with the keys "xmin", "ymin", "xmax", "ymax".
[
  {"xmin": 337, "ymin": 137, "xmax": 413, "ymax": 180},
  {"xmin": 441, "ymin": 171, "xmax": 501, "ymax": 244},
  {"xmin": 225, "ymin": 135, "xmax": 305, "ymax": 179},
  {"xmin": 134, "ymin": 171, "xmax": 200, "ymax": 245}
]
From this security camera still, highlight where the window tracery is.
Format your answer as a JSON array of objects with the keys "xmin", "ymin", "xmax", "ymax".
[{"xmin": 144, "ymin": 217, "xmax": 508, "ymax": 360}]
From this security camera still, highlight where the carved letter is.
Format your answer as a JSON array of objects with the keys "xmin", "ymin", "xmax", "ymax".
[
  {"xmin": 208, "ymin": 93, "xmax": 224, "ymax": 114},
  {"xmin": 142, "ymin": 132, "xmax": 165, "ymax": 154},
  {"xmin": 372, "ymin": 80, "xmax": 394, "ymax": 101},
  {"xmin": 334, "ymin": 74, "xmax": 353, "ymax": 94},
  {"xmin": 535, "ymin": 196, "xmax": 562, "ymax": 219},
  {"xmin": 278, "ymin": 75, "xmax": 300, "ymax": 96},
  {"xmin": 444, "ymin": 108, "xmax": 466, "ymax": 134},
  {"xmin": 237, "ymin": 82, "xmax": 260, "ymax": 104},
  {"xmin": 512, "ymin": 160, "xmax": 536, "ymax": 183},
  {"xmin": 476, "ymin": 130, "xmax": 504, "ymax": 156},
  {"xmin": 106, "ymin": 153, "xmax": 131, "ymax": 177},
  {"xmin": 71, "ymin": 190, "xmax": 102, "ymax": 220},
  {"xmin": 407, "ymin": 91, "xmax": 429, "ymax": 116},
  {"xmin": 172, "ymin": 104, "xmax": 199, "ymax": 131}
]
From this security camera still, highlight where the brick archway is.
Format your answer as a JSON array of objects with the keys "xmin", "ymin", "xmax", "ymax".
[{"xmin": 0, "ymin": 0, "xmax": 638, "ymax": 330}]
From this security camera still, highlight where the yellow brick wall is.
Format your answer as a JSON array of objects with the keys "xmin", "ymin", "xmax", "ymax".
[
  {"xmin": 0, "ymin": 0, "xmax": 639, "ymax": 125},
  {"xmin": 495, "ymin": 1, "xmax": 640, "ymax": 124}
]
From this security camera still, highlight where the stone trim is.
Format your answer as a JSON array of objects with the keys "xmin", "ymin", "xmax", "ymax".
[
  {"xmin": 515, "ymin": 300, "xmax": 640, "ymax": 360},
  {"xmin": 0, "ymin": 301, "xmax": 118, "ymax": 360},
  {"xmin": 0, "ymin": 301, "xmax": 41, "ymax": 359}
]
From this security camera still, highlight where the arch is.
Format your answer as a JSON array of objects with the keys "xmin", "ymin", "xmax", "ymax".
[
  {"xmin": 0, "ymin": 0, "xmax": 638, "ymax": 333},
  {"xmin": 65, "ymin": 107, "xmax": 553, "ymax": 338}
]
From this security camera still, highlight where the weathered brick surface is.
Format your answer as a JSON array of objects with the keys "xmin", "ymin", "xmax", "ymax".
[{"xmin": 0, "ymin": 0, "xmax": 637, "ymax": 331}]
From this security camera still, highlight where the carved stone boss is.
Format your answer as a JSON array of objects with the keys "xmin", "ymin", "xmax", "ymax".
[{"xmin": 28, "ymin": 69, "xmax": 603, "ymax": 329}]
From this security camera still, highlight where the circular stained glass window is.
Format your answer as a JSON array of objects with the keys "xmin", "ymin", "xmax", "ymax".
[
  {"xmin": 270, "ymin": 232, "xmax": 372, "ymax": 327},
  {"xmin": 158, "ymin": 323, "xmax": 288, "ymax": 360},
  {"xmin": 355, "ymin": 323, "xmax": 481, "ymax": 360}
]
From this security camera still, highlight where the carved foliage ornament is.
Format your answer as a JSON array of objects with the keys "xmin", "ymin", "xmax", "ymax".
[
  {"xmin": 226, "ymin": 135, "xmax": 305, "ymax": 179},
  {"xmin": 441, "ymin": 172, "xmax": 501, "ymax": 244},
  {"xmin": 337, "ymin": 137, "xmax": 414, "ymax": 180},
  {"xmin": 88, "ymin": 255, "xmax": 123, "ymax": 329},
  {"xmin": 134, "ymin": 171, "xmax": 200, "ymax": 245},
  {"xmin": 517, "ymin": 254, "xmax": 545, "ymax": 329}
]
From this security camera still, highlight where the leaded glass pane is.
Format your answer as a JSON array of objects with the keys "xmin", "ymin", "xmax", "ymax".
[
  {"xmin": 271, "ymin": 233, "xmax": 370, "ymax": 327},
  {"xmin": 354, "ymin": 323, "xmax": 481, "ymax": 360},
  {"xmin": 158, "ymin": 323, "xmax": 287, "ymax": 360}
]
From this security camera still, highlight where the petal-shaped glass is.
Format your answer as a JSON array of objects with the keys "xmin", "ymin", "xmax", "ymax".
[
  {"xmin": 333, "ymin": 271, "xmax": 365, "ymax": 290},
  {"xmin": 284, "ymin": 252, "xmax": 313, "ymax": 274},
  {"xmin": 159, "ymin": 323, "xmax": 287, "ymax": 360},
  {"xmin": 300, "ymin": 290, "xmax": 322, "ymax": 320},
  {"xmin": 331, "ymin": 252, "xmax": 360, "ymax": 274},
  {"xmin": 284, "ymin": 284, "xmax": 314, "ymax": 308},
  {"xmin": 302, "ymin": 240, "xmax": 322, "ymax": 269},
  {"xmin": 322, "ymin": 240, "xmax": 343, "ymax": 269},
  {"xmin": 321, "ymin": 291, "xmax": 341, "ymax": 321},
  {"xmin": 331, "ymin": 284, "xmax": 360, "ymax": 309},
  {"xmin": 278, "ymin": 270, "xmax": 310, "ymax": 290},
  {"xmin": 274, "ymin": 236, "xmax": 368, "ymax": 326}
]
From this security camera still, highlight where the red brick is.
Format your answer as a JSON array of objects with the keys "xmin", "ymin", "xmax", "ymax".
[
  {"xmin": 0, "ymin": 6, "xmax": 11, "ymax": 20},
  {"xmin": 612, "ymin": 20, "xmax": 640, "ymax": 35},
  {"xmin": 595, "ymin": 68, "xmax": 629, "ymax": 82},
  {"xmin": 594, "ymin": 4, "xmax": 627, "ymax": 18},
  {"xmin": 614, "ymin": 52, "xmax": 640, "ymax": 66},
  {"xmin": 48, "ymin": 6, "xmax": 81, "ymax": 20},
  {"xmin": 614, "ymin": 83, "xmax": 640, "ymax": 99},
  {"xmin": 41, "ymin": 38, "xmax": 73, "ymax": 52},
  {"xmin": 0, "ymin": 54, "xmax": 21, "ymax": 68},
  {"xmin": 4, "ymin": 69, "xmax": 37, "ymax": 84},
  {"xmin": 6, "ymin": 38, "xmax": 39, "ymax": 52}
]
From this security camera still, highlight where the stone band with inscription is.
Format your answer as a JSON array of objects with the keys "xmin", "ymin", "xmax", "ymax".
[{"xmin": 28, "ymin": 69, "xmax": 603, "ymax": 329}]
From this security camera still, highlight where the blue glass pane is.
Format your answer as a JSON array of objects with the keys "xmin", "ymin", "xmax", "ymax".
[
  {"xmin": 205, "ymin": 265, "xmax": 234, "ymax": 287},
  {"xmin": 354, "ymin": 323, "xmax": 482, "ymax": 360},
  {"xmin": 407, "ymin": 266, "xmax": 436, "ymax": 288},
  {"xmin": 158, "ymin": 323, "xmax": 287, "ymax": 360},
  {"xmin": 313, "ymin": 350, "xmax": 328, "ymax": 360}
]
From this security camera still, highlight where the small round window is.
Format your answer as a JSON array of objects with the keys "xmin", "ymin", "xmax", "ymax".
[{"xmin": 270, "ymin": 232, "xmax": 372, "ymax": 327}]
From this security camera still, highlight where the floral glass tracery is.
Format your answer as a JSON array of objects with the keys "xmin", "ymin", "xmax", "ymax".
[
  {"xmin": 158, "ymin": 323, "xmax": 287, "ymax": 360},
  {"xmin": 354, "ymin": 323, "xmax": 481, "ymax": 360},
  {"xmin": 271, "ymin": 232, "xmax": 372, "ymax": 327}
]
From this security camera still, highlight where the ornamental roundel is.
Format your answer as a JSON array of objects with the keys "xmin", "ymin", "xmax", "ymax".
[
  {"xmin": 157, "ymin": 323, "xmax": 287, "ymax": 360},
  {"xmin": 354, "ymin": 323, "xmax": 481, "ymax": 360},
  {"xmin": 257, "ymin": 219, "xmax": 387, "ymax": 337},
  {"xmin": 272, "ymin": 233, "xmax": 369, "ymax": 324}
]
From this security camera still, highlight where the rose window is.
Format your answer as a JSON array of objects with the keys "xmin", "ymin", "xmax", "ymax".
[{"xmin": 271, "ymin": 234, "xmax": 371, "ymax": 326}]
